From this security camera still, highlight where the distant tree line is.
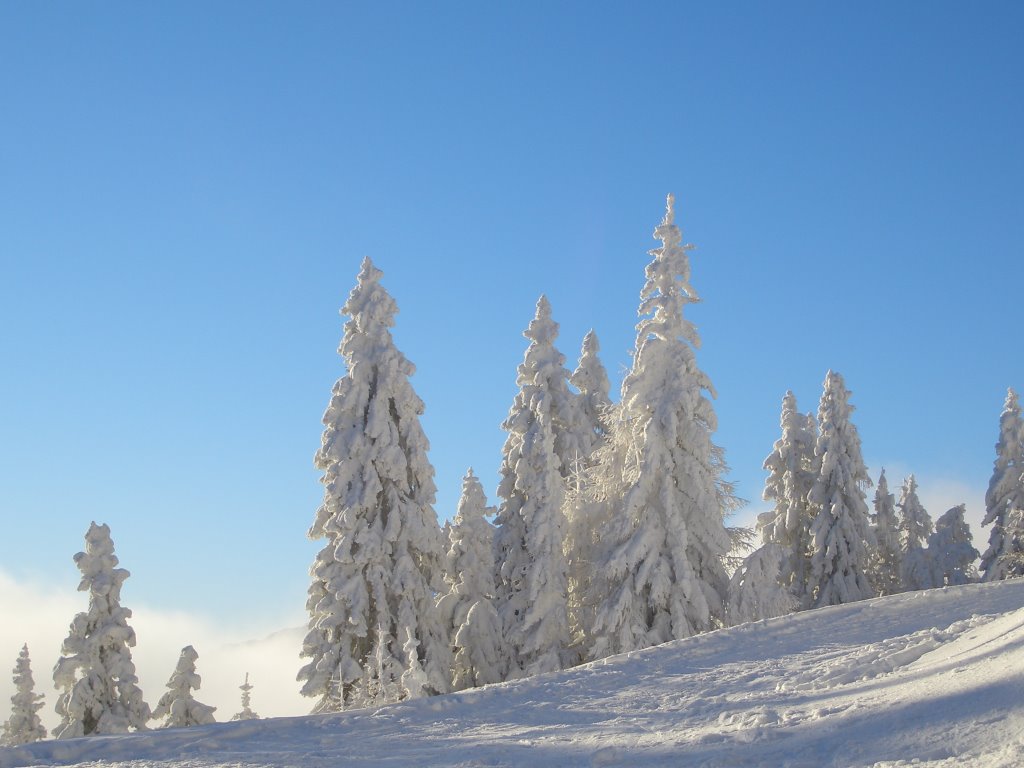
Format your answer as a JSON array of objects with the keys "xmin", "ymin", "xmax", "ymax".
[{"xmin": 728, "ymin": 383, "xmax": 1019, "ymax": 624}]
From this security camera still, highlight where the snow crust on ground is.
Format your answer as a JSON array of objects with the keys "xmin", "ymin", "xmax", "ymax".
[{"xmin": 3, "ymin": 579, "xmax": 1023, "ymax": 768}]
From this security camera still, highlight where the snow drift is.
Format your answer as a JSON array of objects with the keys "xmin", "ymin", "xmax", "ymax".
[{"xmin": 3, "ymin": 579, "xmax": 1023, "ymax": 767}]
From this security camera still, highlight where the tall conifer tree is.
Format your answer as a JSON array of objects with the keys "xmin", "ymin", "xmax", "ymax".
[
  {"xmin": 53, "ymin": 523, "xmax": 150, "ymax": 738},
  {"xmin": 587, "ymin": 194, "xmax": 734, "ymax": 658},
  {"xmin": 493, "ymin": 296, "xmax": 574, "ymax": 678},
  {"xmin": 563, "ymin": 330, "xmax": 614, "ymax": 660},
  {"xmin": 981, "ymin": 388, "xmax": 1024, "ymax": 580},
  {"xmin": 299, "ymin": 258, "xmax": 450, "ymax": 711},
  {"xmin": 2, "ymin": 645, "xmax": 47, "ymax": 746},
  {"xmin": 759, "ymin": 391, "xmax": 818, "ymax": 606},
  {"xmin": 570, "ymin": 330, "xmax": 613, "ymax": 457},
  {"xmin": 806, "ymin": 372, "xmax": 876, "ymax": 607},
  {"xmin": 898, "ymin": 475, "xmax": 935, "ymax": 591},
  {"xmin": 869, "ymin": 469, "xmax": 902, "ymax": 597},
  {"xmin": 437, "ymin": 469, "xmax": 505, "ymax": 689}
]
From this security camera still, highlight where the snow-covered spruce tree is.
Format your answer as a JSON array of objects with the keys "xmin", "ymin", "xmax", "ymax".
[
  {"xmin": 570, "ymin": 330, "xmax": 613, "ymax": 455},
  {"xmin": 298, "ymin": 258, "xmax": 451, "ymax": 712},
  {"xmin": 758, "ymin": 391, "xmax": 818, "ymax": 606},
  {"xmin": 151, "ymin": 646, "xmax": 216, "ymax": 728},
  {"xmin": 898, "ymin": 475, "xmax": 935, "ymax": 591},
  {"xmin": 869, "ymin": 469, "xmax": 902, "ymax": 597},
  {"xmin": 2, "ymin": 644, "xmax": 47, "ymax": 746},
  {"xmin": 509, "ymin": 296, "xmax": 593, "ymax": 479},
  {"xmin": 436, "ymin": 469, "xmax": 505, "ymax": 690},
  {"xmin": 493, "ymin": 296, "xmax": 578, "ymax": 678},
  {"xmin": 53, "ymin": 522, "xmax": 150, "ymax": 738},
  {"xmin": 562, "ymin": 330, "xmax": 614, "ymax": 662},
  {"xmin": 927, "ymin": 505, "xmax": 979, "ymax": 587},
  {"xmin": 981, "ymin": 388, "xmax": 1024, "ymax": 581},
  {"xmin": 992, "ymin": 508, "xmax": 1024, "ymax": 577},
  {"xmin": 806, "ymin": 371, "xmax": 876, "ymax": 608},
  {"xmin": 897, "ymin": 475, "xmax": 932, "ymax": 550},
  {"xmin": 727, "ymin": 544, "xmax": 796, "ymax": 625},
  {"xmin": 562, "ymin": 444, "xmax": 614, "ymax": 666},
  {"xmin": 586, "ymin": 194, "xmax": 735, "ymax": 659},
  {"xmin": 230, "ymin": 673, "xmax": 259, "ymax": 721}
]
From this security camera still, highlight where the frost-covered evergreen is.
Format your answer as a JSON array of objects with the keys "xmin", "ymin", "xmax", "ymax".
[
  {"xmin": 494, "ymin": 296, "xmax": 575, "ymax": 678},
  {"xmin": 562, "ymin": 459, "xmax": 611, "ymax": 666},
  {"xmin": 981, "ymin": 388, "xmax": 1024, "ymax": 581},
  {"xmin": 927, "ymin": 505, "xmax": 979, "ymax": 587},
  {"xmin": 230, "ymin": 674, "xmax": 259, "ymax": 721},
  {"xmin": 806, "ymin": 372, "xmax": 876, "ymax": 607},
  {"xmin": 512, "ymin": 296, "xmax": 593, "ymax": 479},
  {"xmin": 299, "ymin": 258, "xmax": 451, "ymax": 712},
  {"xmin": 758, "ymin": 391, "xmax": 818, "ymax": 606},
  {"xmin": 562, "ymin": 330, "xmax": 614, "ymax": 661},
  {"xmin": 898, "ymin": 475, "xmax": 935, "ymax": 592},
  {"xmin": 437, "ymin": 469, "xmax": 505, "ymax": 690},
  {"xmin": 570, "ymin": 330, "xmax": 613, "ymax": 454},
  {"xmin": 727, "ymin": 544, "xmax": 796, "ymax": 625},
  {"xmin": 869, "ymin": 469, "xmax": 902, "ymax": 597},
  {"xmin": 992, "ymin": 508, "xmax": 1024, "ymax": 578},
  {"xmin": 53, "ymin": 522, "xmax": 150, "ymax": 738},
  {"xmin": 151, "ymin": 646, "xmax": 216, "ymax": 728},
  {"xmin": 586, "ymin": 194, "xmax": 734, "ymax": 659},
  {"xmin": 2, "ymin": 644, "xmax": 47, "ymax": 746},
  {"xmin": 897, "ymin": 475, "xmax": 933, "ymax": 550}
]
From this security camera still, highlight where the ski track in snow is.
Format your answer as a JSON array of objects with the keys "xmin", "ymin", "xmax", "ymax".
[{"xmin": 3, "ymin": 580, "xmax": 1023, "ymax": 768}]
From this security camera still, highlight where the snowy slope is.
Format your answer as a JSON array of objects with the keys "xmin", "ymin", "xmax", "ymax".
[{"xmin": 3, "ymin": 579, "xmax": 1023, "ymax": 768}]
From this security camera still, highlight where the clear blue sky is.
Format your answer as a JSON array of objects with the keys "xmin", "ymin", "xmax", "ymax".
[{"xmin": 2, "ymin": 2, "xmax": 1022, "ymax": 628}]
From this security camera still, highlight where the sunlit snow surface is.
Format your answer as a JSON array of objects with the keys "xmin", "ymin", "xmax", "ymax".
[{"xmin": 4, "ymin": 580, "xmax": 1023, "ymax": 768}]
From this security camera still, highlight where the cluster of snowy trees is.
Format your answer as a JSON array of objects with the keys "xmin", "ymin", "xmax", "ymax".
[
  {"xmin": 300, "ymin": 195, "xmax": 743, "ymax": 712},
  {"xmin": 731, "ymin": 384, "xmax": 1024, "ymax": 624},
  {"xmin": 298, "ymin": 193, "xmax": 1024, "ymax": 714},
  {"xmin": 1, "ymin": 523, "xmax": 260, "ymax": 745}
]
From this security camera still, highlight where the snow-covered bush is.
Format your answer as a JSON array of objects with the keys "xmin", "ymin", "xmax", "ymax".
[
  {"xmin": 53, "ymin": 522, "xmax": 150, "ymax": 738},
  {"xmin": 151, "ymin": 646, "xmax": 216, "ymax": 728},
  {"xmin": 927, "ymin": 505, "xmax": 979, "ymax": 587},
  {"xmin": 728, "ymin": 544, "xmax": 797, "ymax": 624}
]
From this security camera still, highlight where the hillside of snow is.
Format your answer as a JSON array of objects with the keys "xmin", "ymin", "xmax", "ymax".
[{"xmin": 3, "ymin": 579, "xmax": 1023, "ymax": 768}]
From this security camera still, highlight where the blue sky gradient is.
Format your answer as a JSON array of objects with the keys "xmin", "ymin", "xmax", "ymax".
[{"xmin": 2, "ymin": 2, "xmax": 1022, "ymax": 626}]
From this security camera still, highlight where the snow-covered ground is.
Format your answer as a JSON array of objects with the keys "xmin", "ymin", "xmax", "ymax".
[{"xmin": 4, "ymin": 579, "xmax": 1023, "ymax": 768}]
